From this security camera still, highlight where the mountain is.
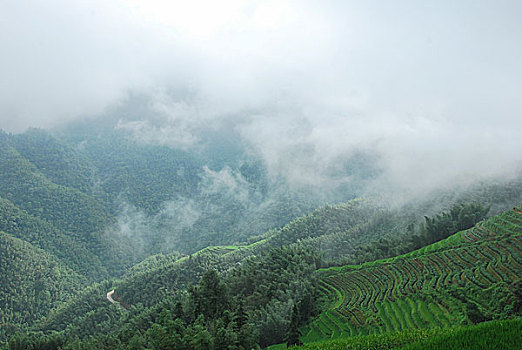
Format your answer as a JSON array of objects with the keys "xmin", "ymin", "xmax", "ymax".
[
  {"xmin": 53, "ymin": 123, "xmax": 326, "ymax": 254},
  {"xmin": 37, "ymin": 200, "xmax": 381, "ymax": 338},
  {"xmin": 0, "ymin": 126, "xmax": 334, "ymax": 276},
  {"xmin": 16, "ymin": 202, "xmax": 518, "ymax": 349},
  {"xmin": 1, "ymin": 125, "xmax": 521, "ymax": 349},
  {"xmin": 0, "ymin": 196, "xmax": 110, "ymax": 280},
  {"xmin": 0, "ymin": 133, "xmax": 136, "ymax": 279}
]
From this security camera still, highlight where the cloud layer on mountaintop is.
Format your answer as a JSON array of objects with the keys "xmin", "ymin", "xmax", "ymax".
[{"xmin": 1, "ymin": 0, "xmax": 521, "ymax": 195}]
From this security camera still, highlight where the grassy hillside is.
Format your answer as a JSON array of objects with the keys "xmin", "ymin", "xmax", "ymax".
[
  {"xmin": 290, "ymin": 318, "xmax": 522, "ymax": 350},
  {"xmin": 301, "ymin": 206, "xmax": 522, "ymax": 343}
]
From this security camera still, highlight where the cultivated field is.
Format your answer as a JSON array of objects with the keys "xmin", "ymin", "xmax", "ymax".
[{"xmin": 302, "ymin": 206, "xmax": 522, "ymax": 342}]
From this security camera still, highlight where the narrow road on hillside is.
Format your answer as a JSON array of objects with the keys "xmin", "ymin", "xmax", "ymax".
[
  {"xmin": 106, "ymin": 289, "xmax": 116, "ymax": 304},
  {"xmin": 106, "ymin": 289, "xmax": 128, "ymax": 310}
]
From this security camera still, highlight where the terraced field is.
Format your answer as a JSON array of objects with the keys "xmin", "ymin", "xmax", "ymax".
[{"xmin": 302, "ymin": 206, "xmax": 522, "ymax": 342}]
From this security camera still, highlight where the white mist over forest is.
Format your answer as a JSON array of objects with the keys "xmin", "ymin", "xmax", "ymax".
[
  {"xmin": 1, "ymin": 0, "xmax": 521, "ymax": 195},
  {"xmin": 1, "ymin": 3, "xmax": 522, "ymax": 347}
]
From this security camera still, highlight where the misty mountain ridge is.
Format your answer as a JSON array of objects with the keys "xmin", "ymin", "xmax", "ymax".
[
  {"xmin": 2, "ymin": 1, "xmax": 522, "ymax": 348},
  {"xmin": 0, "ymin": 119, "xmax": 521, "ymax": 348}
]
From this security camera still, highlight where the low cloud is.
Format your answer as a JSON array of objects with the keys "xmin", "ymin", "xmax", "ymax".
[
  {"xmin": 201, "ymin": 166, "xmax": 250, "ymax": 203},
  {"xmin": 1, "ymin": 0, "xmax": 521, "ymax": 196},
  {"xmin": 112, "ymin": 197, "xmax": 201, "ymax": 254}
]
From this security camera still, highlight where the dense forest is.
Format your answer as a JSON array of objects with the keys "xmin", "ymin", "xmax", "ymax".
[{"xmin": 1, "ymin": 125, "xmax": 521, "ymax": 349}]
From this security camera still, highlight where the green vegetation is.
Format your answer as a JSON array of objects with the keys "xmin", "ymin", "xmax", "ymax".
[
  {"xmin": 6, "ymin": 205, "xmax": 517, "ymax": 349},
  {"xmin": 26, "ymin": 246, "xmax": 319, "ymax": 349},
  {"xmin": 302, "ymin": 206, "xmax": 521, "ymax": 343},
  {"xmin": 292, "ymin": 318, "xmax": 522, "ymax": 349},
  {"xmin": 53, "ymin": 125, "xmax": 324, "ymax": 254},
  {"xmin": 1, "ymin": 125, "xmax": 521, "ymax": 349},
  {"xmin": 0, "ymin": 131, "xmax": 134, "ymax": 279},
  {"xmin": 0, "ymin": 232, "xmax": 83, "ymax": 339},
  {"xmin": 0, "ymin": 126, "xmax": 336, "ymax": 343}
]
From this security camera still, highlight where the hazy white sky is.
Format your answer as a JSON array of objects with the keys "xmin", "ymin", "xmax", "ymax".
[{"xmin": 1, "ymin": 0, "xmax": 521, "ymax": 192}]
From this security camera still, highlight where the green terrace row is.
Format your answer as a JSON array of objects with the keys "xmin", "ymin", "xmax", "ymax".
[
  {"xmin": 322, "ymin": 237, "xmax": 520, "ymax": 311},
  {"xmin": 306, "ymin": 208, "xmax": 522, "ymax": 339}
]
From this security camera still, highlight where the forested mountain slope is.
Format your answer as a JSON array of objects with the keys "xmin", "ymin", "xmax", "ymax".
[
  {"xmin": 0, "ymin": 126, "xmax": 331, "ymax": 279},
  {"xmin": 0, "ymin": 232, "xmax": 84, "ymax": 340},
  {"xmin": 301, "ymin": 206, "xmax": 522, "ymax": 345},
  {"xmin": 54, "ymin": 124, "xmax": 324, "ymax": 254},
  {"xmin": 2, "ymin": 125, "xmax": 521, "ymax": 270},
  {"xmin": 0, "ymin": 132, "xmax": 110, "ymax": 238},
  {"xmin": 24, "ymin": 200, "xmax": 513, "ymax": 348},
  {"xmin": 0, "ymin": 132, "xmax": 135, "ymax": 278},
  {"xmin": 0, "ymin": 196, "xmax": 107, "ymax": 279},
  {"xmin": 2, "ymin": 201, "xmax": 521, "ymax": 349},
  {"xmin": 10, "ymin": 129, "xmax": 97, "ymax": 195},
  {"xmin": 1, "ymin": 126, "xmax": 331, "ymax": 260},
  {"xmin": 37, "ymin": 200, "xmax": 379, "ymax": 336},
  {"xmin": 1, "ymin": 125, "xmax": 521, "ymax": 349}
]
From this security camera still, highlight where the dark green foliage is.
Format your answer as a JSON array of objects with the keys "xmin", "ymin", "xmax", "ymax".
[
  {"xmin": 0, "ymin": 132, "xmax": 135, "ymax": 278},
  {"xmin": 512, "ymin": 281, "xmax": 522, "ymax": 314},
  {"xmin": 11, "ymin": 129, "xmax": 96, "ymax": 194},
  {"xmin": 54, "ymin": 125, "xmax": 322, "ymax": 255},
  {"xmin": 321, "ymin": 202, "xmax": 492, "ymax": 267},
  {"xmin": 446, "ymin": 280, "xmax": 522, "ymax": 323},
  {"xmin": 7, "ymin": 331, "xmax": 65, "ymax": 350},
  {"xmin": 0, "ymin": 196, "xmax": 104, "ymax": 280},
  {"xmin": 190, "ymin": 270, "xmax": 229, "ymax": 320},
  {"xmin": 0, "ymin": 125, "xmax": 334, "ymax": 346},
  {"xmin": 287, "ymin": 304, "xmax": 303, "ymax": 347},
  {"xmin": 420, "ymin": 202, "xmax": 490, "ymax": 245},
  {"xmin": 0, "ymin": 125, "xmax": 328, "ymax": 280},
  {"xmin": 0, "ymin": 232, "xmax": 83, "ymax": 341},
  {"xmin": 1, "ymin": 125, "xmax": 520, "ymax": 349},
  {"xmin": 38, "ymin": 280, "xmax": 121, "ymax": 337},
  {"xmin": 465, "ymin": 302, "xmax": 486, "ymax": 324},
  {"xmin": 0, "ymin": 135, "xmax": 110, "ymax": 238},
  {"xmin": 28, "ymin": 244, "xmax": 319, "ymax": 349},
  {"xmin": 15, "ymin": 203, "xmax": 520, "ymax": 348},
  {"xmin": 226, "ymin": 246, "xmax": 319, "ymax": 347}
]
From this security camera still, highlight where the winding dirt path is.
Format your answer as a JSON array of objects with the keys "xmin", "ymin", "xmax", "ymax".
[
  {"xmin": 106, "ymin": 289, "xmax": 116, "ymax": 304},
  {"xmin": 106, "ymin": 289, "xmax": 129, "ymax": 310}
]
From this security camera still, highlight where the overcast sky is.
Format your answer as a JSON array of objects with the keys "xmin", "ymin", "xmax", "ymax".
[{"xmin": 1, "ymin": 0, "xmax": 521, "ymax": 193}]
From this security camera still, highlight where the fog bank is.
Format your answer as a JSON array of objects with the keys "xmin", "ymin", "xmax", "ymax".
[{"xmin": 1, "ymin": 0, "xmax": 521, "ymax": 195}]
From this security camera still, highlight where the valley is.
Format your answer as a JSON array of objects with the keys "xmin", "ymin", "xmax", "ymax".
[
  {"xmin": 1, "ymin": 127, "xmax": 521, "ymax": 349},
  {"xmin": 2, "ymin": 2, "xmax": 522, "ymax": 348}
]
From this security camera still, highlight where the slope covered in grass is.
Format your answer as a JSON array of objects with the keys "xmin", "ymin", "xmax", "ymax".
[
  {"xmin": 292, "ymin": 318, "xmax": 521, "ymax": 350},
  {"xmin": 301, "ymin": 206, "xmax": 522, "ymax": 343}
]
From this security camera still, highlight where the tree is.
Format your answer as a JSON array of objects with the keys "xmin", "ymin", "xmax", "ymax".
[
  {"xmin": 188, "ymin": 315, "xmax": 213, "ymax": 350},
  {"xmin": 286, "ymin": 304, "xmax": 302, "ymax": 347},
  {"xmin": 191, "ymin": 269, "xmax": 229, "ymax": 320}
]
